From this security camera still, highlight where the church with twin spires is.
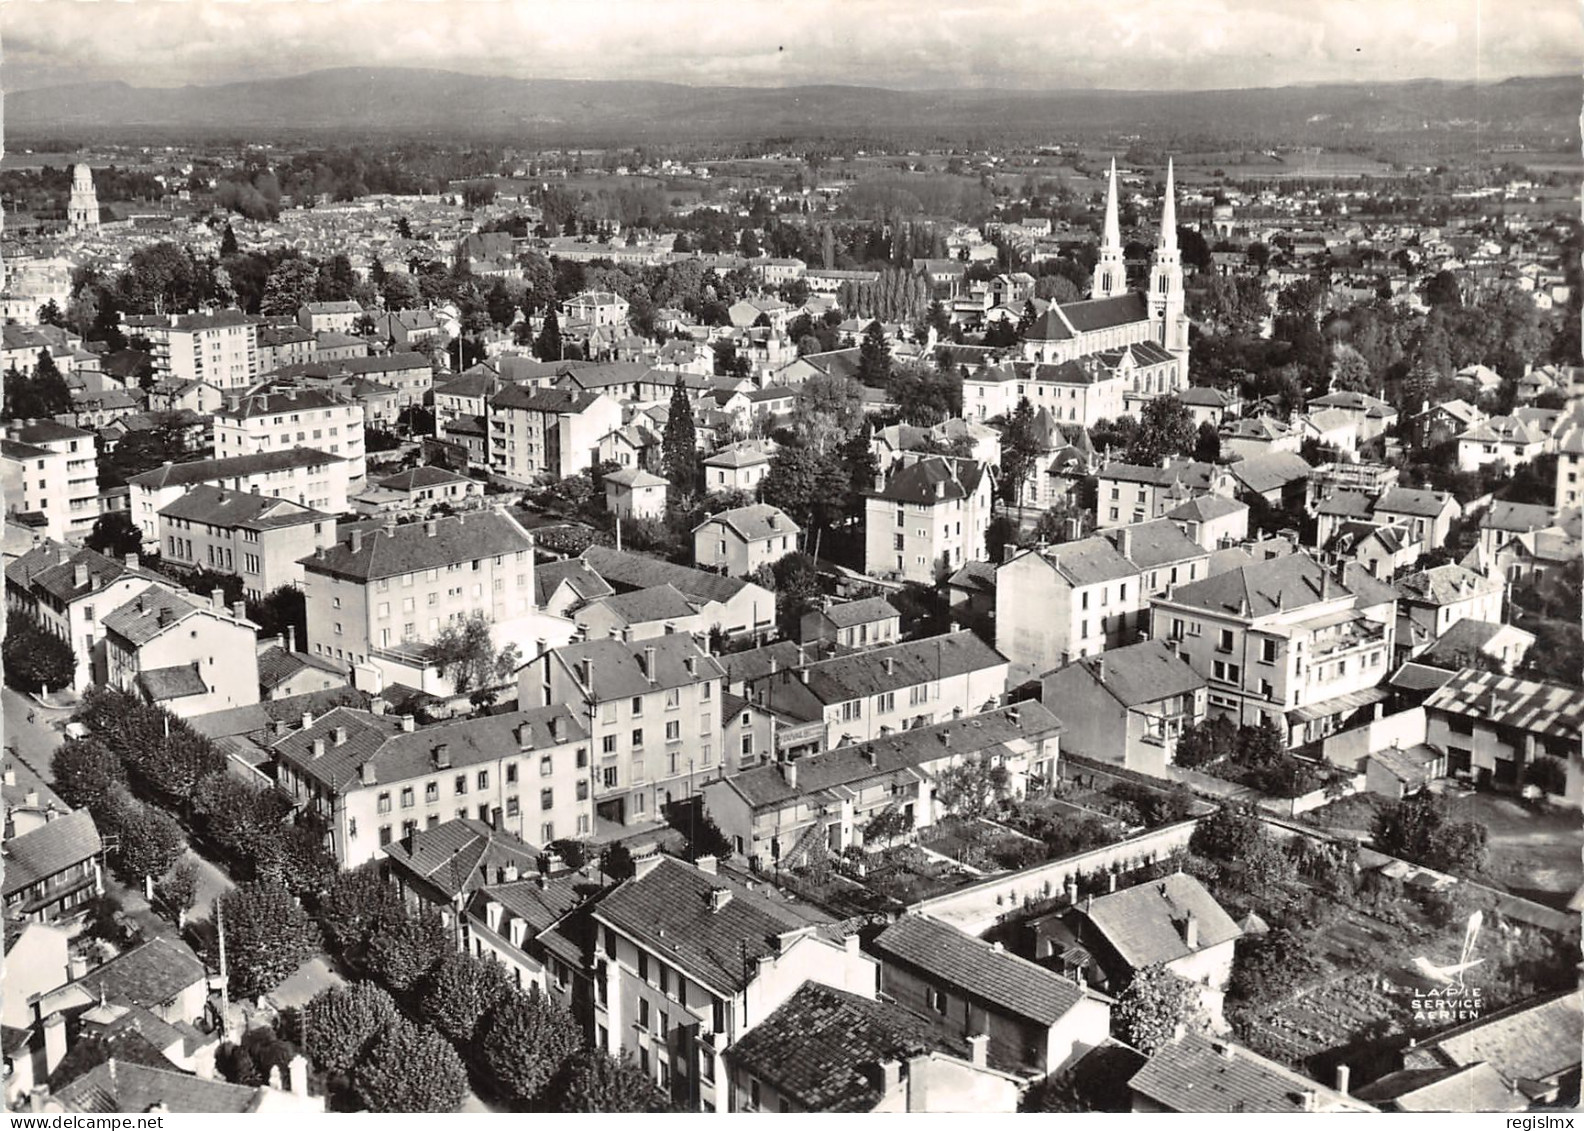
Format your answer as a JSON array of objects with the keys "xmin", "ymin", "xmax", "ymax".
[{"xmin": 965, "ymin": 159, "xmax": 1190, "ymax": 428}]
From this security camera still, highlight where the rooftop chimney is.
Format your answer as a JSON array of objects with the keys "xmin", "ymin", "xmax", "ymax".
[
  {"xmin": 967, "ymin": 1033, "xmax": 989, "ymax": 1069},
  {"xmin": 288, "ymin": 1054, "xmax": 309, "ymax": 1100},
  {"xmin": 1335, "ymin": 1065, "xmax": 1350, "ymax": 1096},
  {"xmin": 631, "ymin": 840, "xmax": 663, "ymax": 879},
  {"xmin": 708, "ymin": 886, "xmax": 732, "ymax": 912},
  {"xmin": 211, "ymin": 588, "xmax": 225, "ymax": 610},
  {"xmin": 696, "ymin": 854, "xmax": 718, "ymax": 875},
  {"xmin": 332, "ymin": 726, "xmax": 348, "ymax": 747},
  {"xmin": 311, "ymin": 738, "xmax": 326, "ymax": 759},
  {"xmin": 1117, "ymin": 526, "xmax": 1133, "ymax": 560},
  {"xmin": 286, "ymin": 625, "xmax": 296, "ymax": 652},
  {"xmin": 400, "ymin": 714, "xmax": 416, "ymax": 732},
  {"xmin": 643, "ymin": 645, "xmax": 657, "ymax": 683},
  {"xmin": 1183, "ymin": 909, "xmax": 1199, "ymax": 949},
  {"xmin": 232, "ymin": 600, "xmax": 247, "ymax": 621},
  {"xmin": 302, "ymin": 710, "xmax": 315, "ymax": 730},
  {"xmin": 782, "ymin": 760, "xmax": 799, "ymax": 789},
  {"xmin": 125, "ymin": 552, "xmax": 140, "ymax": 571},
  {"xmin": 425, "ymin": 519, "xmax": 437, "ymax": 537}
]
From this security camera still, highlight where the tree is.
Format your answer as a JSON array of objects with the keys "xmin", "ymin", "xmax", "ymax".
[
  {"xmin": 1370, "ymin": 792, "xmax": 1488, "ymax": 876},
  {"xmin": 1192, "ymin": 419, "xmax": 1221, "ymax": 463},
  {"xmin": 3, "ymin": 610, "xmax": 76, "ymax": 694},
  {"xmin": 600, "ymin": 842, "xmax": 636, "ymax": 882},
  {"xmin": 304, "ymin": 982, "xmax": 399, "ymax": 1076},
  {"xmin": 1173, "ymin": 716, "xmax": 1237, "ymax": 769},
  {"xmin": 211, "ymin": 882, "xmax": 322, "ymax": 1000},
  {"xmin": 3, "ymin": 352, "xmax": 73, "ymax": 421},
  {"xmin": 220, "ymin": 222, "xmax": 239, "ymax": 256},
  {"xmin": 662, "ymin": 379, "xmax": 698, "ymax": 496},
  {"xmin": 1228, "ymin": 927, "xmax": 1322, "ymax": 1003},
  {"xmin": 99, "ymin": 788, "xmax": 186, "ymax": 883},
  {"xmin": 160, "ymin": 858, "xmax": 200, "ymax": 919},
  {"xmin": 84, "ymin": 512, "xmax": 143, "ymax": 559},
  {"xmin": 352, "ymin": 1017, "xmax": 468, "ymax": 1114},
  {"xmin": 1111, "ymin": 963, "xmax": 1208, "ymax": 1055},
  {"xmin": 51, "ymin": 737, "xmax": 126, "ymax": 810},
  {"xmin": 1235, "ymin": 719, "xmax": 1286, "ymax": 768},
  {"xmin": 790, "ymin": 371, "xmax": 865, "ymax": 453},
  {"xmin": 364, "ymin": 904, "xmax": 450, "ymax": 992},
  {"xmin": 428, "ymin": 611, "xmax": 519, "ymax": 695},
  {"xmin": 1422, "ymin": 269, "xmax": 1463, "ymax": 309},
  {"xmin": 418, "ymin": 951, "xmax": 515, "ymax": 1045},
  {"xmin": 316, "ymin": 861, "xmax": 404, "ymax": 956},
  {"xmin": 533, "ymin": 308, "xmax": 563, "ymax": 361},
  {"xmin": 1525, "ymin": 756, "xmax": 1567, "ymax": 798},
  {"xmin": 261, "ymin": 258, "xmax": 320, "ymax": 317},
  {"xmin": 856, "ymin": 320, "xmax": 892, "ymax": 387},
  {"xmin": 478, "ymin": 988, "xmax": 582, "ymax": 1104},
  {"xmin": 553, "ymin": 1048, "xmax": 675, "ymax": 1112},
  {"xmin": 1330, "ymin": 343, "xmax": 1373, "ymax": 394},
  {"xmin": 1126, "ymin": 396, "xmax": 1196, "ymax": 466},
  {"xmin": 933, "ymin": 757, "xmax": 1009, "ymax": 820},
  {"xmin": 999, "ymin": 396, "xmax": 1039, "ymax": 504}
]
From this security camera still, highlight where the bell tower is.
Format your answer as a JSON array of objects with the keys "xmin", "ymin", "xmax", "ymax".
[
  {"xmin": 68, "ymin": 164, "xmax": 100, "ymax": 233},
  {"xmin": 1091, "ymin": 159, "xmax": 1125, "ymax": 299},
  {"xmin": 1148, "ymin": 159, "xmax": 1188, "ymax": 363}
]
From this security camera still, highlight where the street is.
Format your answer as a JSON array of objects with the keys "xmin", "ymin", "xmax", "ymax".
[{"xmin": 3, "ymin": 684, "xmax": 73, "ymax": 800}]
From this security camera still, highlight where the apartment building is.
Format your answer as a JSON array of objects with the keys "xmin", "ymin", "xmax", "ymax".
[
  {"xmin": 275, "ymin": 353, "xmax": 433, "ymax": 410},
  {"xmin": 863, "ymin": 455, "xmax": 994, "ymax": 584},
  {"xmin": 2, "ymin": 436, "xmax": 71, "ymax": 541},
  {"xmin": 298, "ymin": 509, "xmax": 536, "ymax": 668},
  {"xmin": 1393, "ymin": 564, "xmax": 1505, "ymax": 663},
  {"xmin": 159, "ymin": 485, "xmax": 336, "ymax": 599},
  {"xmin": 996, "ymin": 536, "xmax": 1142, "ymax": 673},
  {"xmin": 581, "ymin": 546, "xmax": 776, "ymax": 643},
  {"xmin": 296, "ymin": 300, "xmax": 364, "ymax": 335},
  {"xmin": 1457, "ymin": 415, "xmax": 1548, "ymax": 472},
  {"xmin": 4, "ymin": 420, "xmax": 99, "ymax": 540},
  {"xmin": 587, "ymin": 852, "xmax": 878, "ymax": 1110},
  {"xmin": 518, "ymin": 635, "xmax": 727, "ymax": 827},
  {"xmin": 1372, "ymin": 487, "xmax": 1462, "ymax": 552},
  {"xmin": 1041, "ymin": 640, "xmax": 1207, "ymax": 778},
  {"xmin": 213, "ymin": 387, "xmax": 366, "ymax": 486},
  {"xmin": 1096, "ymin": 460, "xmax": 1236, "ymax": 528},
  {"xmin": 270, "ymin": 702, "xmax": 592, "ymax": 868},
  {"xmin": 127, "ymin": 448, "xmax": 349, "ymax": 547},
  {"xmin": 5, "ymin": 543, "xmax": 172, "ymax": 690},
  {"xmin": 962, "ymin": 359, "xmax": 1131, "ymax": 428},
  {"xmin": 742, "ymin": 630, "xmax": 1009, "ymax": 753},
  {"xmin": 102, "ymin": 585, "xmax": 260, "ymax": 718},
  {"xmin": 1554, "ymin": 404, "xmax": 1584, "ymax": 510},
  {"xmin": 1148, "ymin": 552, "xmax": 1397, "ymax": 743},
  {"xmin": 692, "ymin": 504, "xmax": 800, "ymax": 578},
  {"xmin": 488, "ymin": 386, "xmax": 623, "ymax": 482},
  {"xmin": 799, "ymin": 596, "xmax": 901, "ymax": 651},
  {"xmin": 139, "ymin": 311, "xmax": 261, "ymax": 389}
]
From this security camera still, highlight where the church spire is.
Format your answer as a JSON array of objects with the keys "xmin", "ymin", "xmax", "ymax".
[
  {"xmin": 1158, "ymin": 159, "xmax": 1177, "ymax": 252},
  {"xmin": 1102, "ymin": 158, "xmax": 1121, "ymax": 252}
]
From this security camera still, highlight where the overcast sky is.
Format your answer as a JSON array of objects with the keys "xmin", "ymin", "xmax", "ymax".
[{"xmin": 4, "ymin": 0, "xmax": 1579, "ymax": 93}]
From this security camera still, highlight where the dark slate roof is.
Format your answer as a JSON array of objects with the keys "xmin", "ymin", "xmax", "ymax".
[
  {"xmin": 1402, "ymin": 989, "xmax": 1581, "ymax": 1085},
  {"xmin": 125, "ymin": 447, "xmax": 343, "ymax": 490},
  {"xmin": 1479, "ymin": 500, "xmax": 1557, "ymax": 533},
  {"xmin": 1165, "ymin": 551, "xmax": 1346, "ymax": 618},
  {"xmin": 1098, "ymin": 459, "xmax": 1218, "ymax": 489},
  {"xmin": 1374, "ymin": 486, "xmax": 1456, "ymax": 519},
  {"xmin": 1395, "ymin": 564, "xmax": 1502, "ymax": 606},
  {"xmin": 382, "ymin": 818, "xmax": 541, "ymax": 899},
  {"xmin": 696, "ymin": 503, "xmax": 799, "ymax": 542},
  {"xmin": 376, "ymin": 465, "xmax": 471, "ymax": 492},
  {"xmin": 723, "ymin": 703, "xmax": 1062, "ymax": 810},
  {"xmin": 7, "ymin": 419, "xmax": 93, "ymax": 443},
  {"xmin": 726, "ymin": 982, "xmax": 974, "ymax": 1112},
  {"xmin": 545, "ymin": 634, "xmax": 725, "ymax": 700},
  {"xmin": 870, "ymin": 914, "xmax": 1086, "ymax": 1027},
  {"xmin": 779, "ymin": 630, "xmax": 1005, "ymax": 709},
  {"xmin": 1316, "ymin": 490, "xmax": 1376, "ymax": 518},
  {"xmin": 581, "ymin": 545, "xmax": 754, "ymax": 605},
  {"xmin": 492, "ymin": 384, "xmax": 605, "ymax": 414},
  {"xmin": 585, "ymin": 583, "xmax": 698, "ymax": 625},
  {"xmin": 1228, "ymin": 452, "xmax": 1313, "ymax": 495},
  {"xmin": 1353, "ymin": 1063, "xmax": 1523, "ymax": 1112},
  {"xmin": 216, "ymin": 387, "xmax": 352, "ymax": 419},
  {"xmin": 1128, "ymin": 1033, "xmax": 1372, "ymax": 1113},
  {"xmin": 187, "ymin": 686, "xmax": 370, "ymax": 741},
  {"xmin": 594, "ymin": 856, "xmax": 832, "ymax": 995},
  {"xmin": 1164, "ymin": 493, "xmax": 1246, "ymax": 523},
  {"xmin": 1077, "ymin": 873, "xmax": 1241, "ymax": 969},
  {"xmin": 867, "ymin": 456, "xmax": 989, "ymax": 505},
  {"xmin": 1104, "ymin": 519, "xmax": 1207, "ymax": 571},
  {"xmin": 534, "ymin": 557, "xmax": 615, "ymax": 608},
  {"xmin": 73, "ymin": 937, "xmax": 207, "ymax": 1011},
  {"xmin": 272, "ymin": 703, "xmax": 587, "ymax": 795},
  {"xmin": 1057, "ymin": 292, "xmax": 1151, "ymax": 333},
  {"xmin": 137, "ymin": 665, "xmax": 209, "ymax": 702},
  {"xmin": 55, "ymin": 1060, "xmax": 267, "ymax": 1114},
  {"xmin": 1067, "ymin": 640, "xmax": 1206, "ymax": 708},
  {"xmin": 1012, "ymin": 536, "xmax": 1138, "ymax": 588},
  {"xmin": 473, "ymin": 875, "xmax": 584, "ymax": 937},
  {"xmin": 255, "ymin": 646, "xmax": 345, "ymax": 693},
  {"xmin": 1, "ymin": 809, "xmax": 101, "ymax": 896},
  {"xmin": 719, "ymin": 640, "xmax": 809, "ymax": 687},
  {"xmin": 158, "ymin": 485, "xmax": 322, "ymax": 529},
  {"xmin": 301, "ymin": 509, "xmax": 532, "ymax": 581},
  {"xmin": 817, "ymin": 596, "xmax": 898, "ymax": 629},
  {"xmin": 1419, "ymin": 620, "xmax": 1530, "ymax": 669},
  {"xmin": 101, "ymin": 586, "xmax": 211, "ymax": 648},
  {"xmin": 6, "ymin": 544, "xmax": 160, "ymax": 605}
]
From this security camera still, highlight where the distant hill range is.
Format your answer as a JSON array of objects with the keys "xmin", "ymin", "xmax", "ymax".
[{"xmin": 5, "ymin": 67, "xmax": 1577, "ymax": 144}]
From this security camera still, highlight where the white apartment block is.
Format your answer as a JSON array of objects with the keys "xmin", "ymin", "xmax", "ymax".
[
  {"xmin": 127, "ymin": 448, "xmax": 350, "ymax": 549},
  {"xmin": 863, "ymin": 455, "xmax": 994, "ymax": 584},
  {"xmin": 136, "ymin": 311, "xmax": 261, "ymax": 390},
  {"xmin": 4, "ymin": 420, "xmax": 99, "ymax": 540},
  {"xmin": 214, "ymin": 387, "xmax": 366, "ymax": 486},
  {"xmin": 2, "ymin": 436, "xmax": 71, "ymax": 541}
]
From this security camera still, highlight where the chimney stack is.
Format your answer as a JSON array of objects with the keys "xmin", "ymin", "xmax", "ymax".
[
  {"xmin": 782, "ymin": 760, "xmax": 799, "ymax": 789},
  {"xmin": 631, "ymin": 841, "xmax": 662, "ymax": 879},
  {"xmin": 400, "ymin": 715, "xmax": 416, "ymax": 732},
  {"xmin": 302, "ymin": 710, "xmax": 315, "ymax": 730},
  {"xmin": 1335, "ymin": 1065, "xmax": 1350, "ymax": 1096},
  {"xmin": 696, "ymin": 854, "xmax": 718, "ymax": 875},
  {"xmin": 1183, "ymin": 910, "xmax": 1199, "ymax": 950},
  {"xmin": 286, "ymin": 625, "xmax": 296, "ymax": 652},
  {"xmin": 288, "ymin": 1054, "xmax": 309, "ymax": 1099},
  {"xmin": 349, "ymin": 529, "xmax": 363, "ymax": 553},
  {"xmin": 708, "ymin": 886, "xmax": 732, "ymax": 912},
  {"xmin": 332, "ymin": 726, "xmax": 348, "ymax": 747},
  {"xmin": 967, "ymin": 1034, "xmax": 989, "ymax": 1069},
  {"xmin": 42, "ymin": 1013, "xmax": 67, "ymax": 1076},
  {"xmin": 311, "ymin": 738, "xmax": 326, "ymax": 759},
  {"xmin": 1117, "ymin": 527, "xmax": 1133, "ymax": 560},
  {"xmin": 425, "ymin": 519, "xmax": 437, "ymax": 537},
  {"xmin": 125, "ymin": 552, "xmax": 140, "ymax": 571},
  {"xmin": 643, "ymin": 645, "xmax": 657, "ymax": 683},
  {"xmin": 232, "ymin": 600, "xmax": 247, "ymax": 621}
]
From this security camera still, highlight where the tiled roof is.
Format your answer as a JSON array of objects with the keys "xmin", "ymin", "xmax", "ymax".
[
  {"xmin": 187, "ymin": 686, "xmax": 368, "ymax": 741},
  {"xmin": 6, "ymin": 544, "xmax": 158, "ymax": 604},
  {"xmin": 1068, "ymin": 640, "xmax": 1205, "ymax": 708},
  {"xmin": 1164, "ymin": 494, "xmax": 1246, "ymax": 523},
  {"xmin": 1, "ymin": 437, "xmax": 52, "ymax": 460},
  {"xmin": 55, "ymin": 1060, "xmax": 269, "ymax": 1114},
  {"xmin": 158, "ymin": 485, "xmax": 322, "ymax": 529},
  {"xmin": 718, "ymin": 640, "xmax": 808, "ymax": 687},
  {"xmin": 1422, "ymin": 671, "xmax": 1584, "ymax": 742},
  {"xmin": 1354, "ymin": 1063, "xmax": 1524, "ymax": 1112},
  {"xmin": 1315, "ymin": 490, "xmax": 1375, "ymax": 518},
  {"xmin": 1375, "ymin": 487, "xmax": 1457, "ymax": 519},
  {"xmin": 585, "ymin": 583, "xmax": 698, "ymax": 625},
  {"xmin": 724, "ymin": 702, "xmax": 1061, "ymax": 809},
  {"xmin": 703, "ymin": 441, "xmax": 773, "ymax": 469},
  {"xmin": 1129, "ymin": 1033, "xmax": 1373, "ymax": 1113},
  {"xmin": 1228, "ymin": 452, "xmax": 1312, "ymax": 495},
  {"xmin": 1459, "ymin": 415, "xmax": 1546, "ymax": 445},
  {"xmin": 101, "ymin": 586, "xmax": 208, "ymax": 647},
  {"xmin": 726, "ymin": 982, "xmax": 972, "ymax": 1112},
  {"xmin": 137, "ymin": 665, "xmax": 210, "ymax": 702},
  {"xmin": 867, "ymin": 456, "xmax": 989, "ymax": 505},
  {"xmin": 534, "ymin": 557, "xmax": 614, "ymax": 608},
  {"xmin": 695, "ymin": 503, "xmax": 799, "ymax": 542},
  {"xmin": 1098, "ymin": 459, "xmax": 1219, "ymax": 490},
  {"xmin": 594, "ymin": 856, "xmax": 832, "ymax": 994},
  {"xmin": 582, "ymin": 545, "xmax": 754, "ymax": 606},
  {"xmin": 1015, "ymin": 535, "xmax": 1138, "ymax": 588},
  {"xmin": 817, "ymin": 596, "xmax": 898, "ymax": 629},
  {"xmin": 216, "ymin": 387, "xmax": 352, "ymax": 419},
  {"xmin": 1479, "ymin": 500, "xmax": 1556, "ymax": 533},
  {"xmin": 603, "ymin": 466, "xmax": 668, "ymax": 489},
  {"xmin": 1419, "ymin": 620, "xmax": 1533, "ymax": 669},
  {"xmin": 73, "ymin": 937, "xmax": 207, "ymax": 1011},
  {"xmin": 472, "ymin": 875, "xmax": 584, "ymax": 937},
  {"xmin": 545, "ymin": 634, "xmax": 724, "ymax": 701},
  {"xmin": 125, "ymin": 447, "xmax": 343, "ymax": 490},
  {"xmin": 1402, "ymin": 989, "xmax": 1581, "ymax": 1086},
  {"xmin": 871, "ymin": 914, "xmax": 1085, "ymax": 1027},
  {"xmin": 492, "ymin": 384, "xmax": 605, "ymax": 414},
  {"xmin": 7, "ymin": 419, "xmax": 93, "ymax": 443},
  {"xmin": 1394, "ymin": 564, "xmax": 1502, "ymax": 606},
  {"xmin": 1078, "ymin": 873, "xmax": 1241, "ymax": 969},
  {"xmin": 382, "ymin": 817, "xmax": 541, "ymax": 899},
  {"xmin": 272, "ymin": 703, "xmax": 587, "ymax": 795},
  {"xmin": 301, "ymin": 509, "xmax": 532, "ymax": 581},
  {"xmin": 376, "ymin": 465, "xmax": 471, "ymax": 492},
  {"xmin": 1165, "ymin": 551, "xmax": 1345, "ymax": 619},
  {"xmin": 1, "ymin": 809, "xmax": 101, "ymax": 895},
  {"xmin": 1105, "ymin": 519, "xmax": 1207, "ymax": 571},
  {"xmin": 776, "ymin": 630, "xmax": 1005, "ymax": 709}
]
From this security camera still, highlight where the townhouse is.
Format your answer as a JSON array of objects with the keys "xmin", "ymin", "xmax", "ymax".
[
  {"xmin": 3, "ymin": 420, "xmax": 99, "ymax": 540},
  {"xmin": 585, "ymin": 852, "xmax": 878, "ymax": 1110},
  {"xmin": 518, "ymin": 634, "xmax": 727, "ymax": 827},
  {"xmin": 603, "ymin": 467, "xmax": 669, "ymax": 521},
  {"xmin": 297, "ymin": 509, "xmax": 537, "ymax": 669},
  {"xmin": 463, "ymin": 869, "xmax": 585, "ymax": 1000},
  {"xmin": 962, "ymin": 359, "xmax": 1130, "ymax": 429},
  {"xmin": 270, "ymin": 702, "xmax": 592, "ymax": 868},
  {"xmin": 863, "ymin": 455, "xmax": 994, "ymax": 584},
  {"xmin": 102, "ymin": 585, "xmax": 260, "ymax": 718},
  {"xmin": 256, "ymin": 324, "xmax": 317, "ymax": 372},
  {"xmin": 1422, "ymin": 669, "xmax": 1584, "ymax": 804},
  {"xmin": 995, "ymin": 536, "xmax": 1143, "ymax": 673},
  {"xmin": 1372, "ymin": 486, "xmax": 1461, "ymax": 552},
  {"xmin": 489, "ymin": 385, "xmax": 623, "ymax": 482},
  {"xmin": 741, "ymin": 630, "xmax": 1009, "ymax": 753},
  {"xmin": 1392, "ymin": 564, "xmax": 1505, "ymax": 663},
  {"xmin": 296, "ymin": 300, "xmax": 364, "ymax": 335},
  {"xmin": 1458, "ymin": 415, "xmax": 1549, "ymax": 472},
  {"xmin": 213, "ymin": 387, "xmax": 367, "ymax": 486},
  {"xmin": 1096, "ymin": 460, "xmax": 1236, "ymax": 528},
  {"xmin": 581, "ymin": 546, "xmax": 776, "ymax": 642},
  {"xmin": 1041, "ymin": 640, "xmax": 1207, "ymax": 778},
  {"xmin": 2, "ymin": 808, "xmax": 102, "ymax": 925},
  {"xmin": 127, "ymin": 447, "xmax": 349, "ymax": 548},
  {"xmin": 1476, "ymin": 501, "xmax": 1557, "ymax": 560},
  {"xmin": 692, "ymin": 504, "xmax": 799, "ymax": 578},
  {"xmin": 800, "ymin": 596, "xmax": 901, "ymax": 651},
  {"xmin": 158, "ymin": 485, "xmax": 336, "ymax": 599},
  {"xmin": 573, "ymin": 584, "xmax": 708, "ymax": 643},
  {"xmin": 1147, "ymin": 552, "xmax": 1398, "ymax": 743},
  {"xmin": 5, "ymin": 543, "xmax": 172, "ymax": 690},
  {"xmin": 1555, "ymin": 403, "xmax": 1584, "ymax": 509},
  {"xmin": 702, "ymin": 703, "xmax": 1061, "ymax": 869},
  {"xmin": 1305, "ymin": 390, "xmax": 1397, "ymax": 444}
]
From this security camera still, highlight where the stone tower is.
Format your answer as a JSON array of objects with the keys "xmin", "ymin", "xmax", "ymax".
[
  {"xmin": 68, "ymin": 163, "xmax": 100, "ymax": 233},
  {"xmin": 1090, "ymin": 158, "xmax": 1126, "ymax": 299},
  {"xmin": 1148, "ymin": 159, "xmax": 1188, "ymax": 359}
]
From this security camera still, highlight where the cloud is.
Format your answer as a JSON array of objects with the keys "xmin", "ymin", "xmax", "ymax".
[{"xmin": 3, "ymin": 0, "xmax": 1578, "ymax": 92}]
